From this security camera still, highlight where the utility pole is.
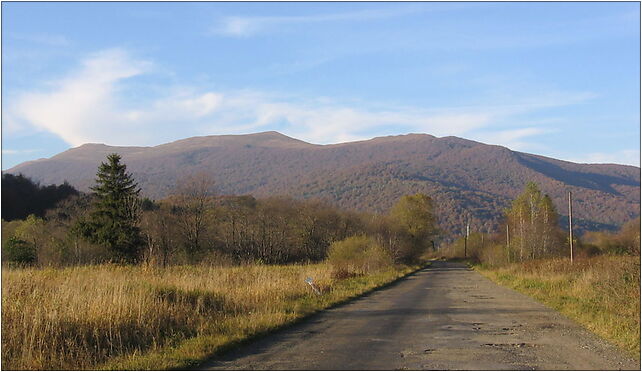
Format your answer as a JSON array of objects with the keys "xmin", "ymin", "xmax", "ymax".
[
  {"xmin": 568, "ymin": 191, "xmax": 574, "ymax": 263},
  {"xmin": 464, "ymin": 221, "xmax": 470, "ymax": 258},
  {"xmin": 506, "ymin": 224, "xmax": 511, "ymax": 262},
  {"xmin": 506, "ymin": 224, "xmax": 510, "ymax": 248}
]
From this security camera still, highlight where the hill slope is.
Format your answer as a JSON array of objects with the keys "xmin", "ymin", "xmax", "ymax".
[{"xmin": 7, "ymin": 131, "xmax": 640, "ymax": 237}]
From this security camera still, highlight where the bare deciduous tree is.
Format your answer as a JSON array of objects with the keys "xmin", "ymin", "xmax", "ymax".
[
  {"xmin": 171, "ymin": 173, "xmax": 217, "ymax": 259},
  {"xmin": 140, "ymin": 203, "xmax": 178, "ymax": 267}
]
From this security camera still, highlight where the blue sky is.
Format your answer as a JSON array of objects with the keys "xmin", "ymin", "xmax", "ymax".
[{"xmin": 2, "ymin": 2, "xmax": 640, "ymax": 169}]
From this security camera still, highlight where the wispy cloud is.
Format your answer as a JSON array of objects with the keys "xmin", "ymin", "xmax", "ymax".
[
  {"xmin": 212, "ymin": 6, "xmax": 421, "ymax": 37},
  {"xmin": 471, "ymin": 127, "xmax": 553, "ymax": 152},
  {"xmin": 205, "ymin": 95, "xmax": 497, "ymax": 144},
  {"xmin": 9, "ymin": 48, "xmax": 599, "ymax": 159},
  {"xmin": 10, "ymin": 49, "xmax": 224, "ymax": 147},
  {"xmin": 570, "ymin": 150, "xmax": 640, "ymax": 166},
  {"xmin": 13, "ymin": 49, "xmax": 151, "ymax": 146},
  {"xmin": 1, "ymin": 149, "xmax": 42, "ymax": 155}
]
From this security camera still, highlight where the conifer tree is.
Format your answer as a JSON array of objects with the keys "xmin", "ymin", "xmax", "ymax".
[{"xmin": 77, "ymin": 153, "xmax": 142, "ymax": 263}]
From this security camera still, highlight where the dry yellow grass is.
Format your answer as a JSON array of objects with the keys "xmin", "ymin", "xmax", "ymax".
[
  {"xmin": 2, "ymin": 263, "xmax": 417, "ymax": 370},
  {"xmin": 476, "ymin": 255, "xmax": 640, "ymax": 358}
]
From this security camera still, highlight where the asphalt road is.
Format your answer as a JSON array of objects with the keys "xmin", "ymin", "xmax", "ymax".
[{"xmin": 200, "ymin": 261, "xmax": 639, "ymax": 370}]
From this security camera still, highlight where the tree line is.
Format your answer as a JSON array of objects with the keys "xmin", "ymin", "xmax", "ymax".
[
  {"xmin": 2, "ymin": 154, "xmax": 440, "ymax": 268},
  {"xmin": 441, "ymin": 182, "xmax": 640, "ymax": 265},
  {"xmin": 2, "ymin": 174, "xmax": 79, "ymax": 221}
]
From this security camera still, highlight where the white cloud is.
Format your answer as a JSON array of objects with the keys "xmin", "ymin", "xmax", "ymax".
[
  {"xmin": 471, "ymin": 127, "xmax": 552, "ymax": 151},
  {"xmin": 1, "ymin": 149, "xmax": 41, "ymax": 155},
  {"xmin": 212, "ymin": 7, "xmax": 422, "ymax": 37},
  {"xmin": 9, "ymin": 48, "xmax": 599, "ymax": 159},
  {"xmin": 195, "ymin": 95, "xmax": 497, "ymax": 144},
  {"xmin": 2, "ymin": 111, "xmax": 28, "ymax": 135},
  {"xmin": 10, "ymin": 49, "xmax": 225, "ymax": 147},
  {"xmin": 218, "ymin": 16, "xmax": 262, "ymax": 37},
  {"xmin": 194, "ymin": 92, "xmax": 593, "ymax": 149},
  {"xmin": 14, "ymin": 49, "xmax": 149, "ymax": 145},
  {"xmin": 571, "ymin": 150, "xmax": 640, "ymax": 167}
]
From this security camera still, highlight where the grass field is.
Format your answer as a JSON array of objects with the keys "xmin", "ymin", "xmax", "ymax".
[
  {"xmin": 2, "ymin": 263, "xmax": 421, "ymax": 370},
  {"xmin": 475, "ymin": 255, "xmax": 640, "ymax": 358}
]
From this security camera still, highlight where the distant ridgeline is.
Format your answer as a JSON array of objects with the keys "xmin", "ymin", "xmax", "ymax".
[
  {"xmin": 1, "ymin": 174, "xmax": 79, "ymax": 221},
  {"xmin": 6, "ymin": 132, "xmax": 641, "ymax": 237}
]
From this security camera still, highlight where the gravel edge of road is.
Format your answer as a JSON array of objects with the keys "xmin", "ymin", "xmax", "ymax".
[{"xmin": 470, "ymin": 262, "xmax": 642, "ymax": 365}]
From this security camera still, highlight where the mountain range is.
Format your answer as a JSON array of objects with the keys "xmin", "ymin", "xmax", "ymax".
[{"xmin": 6, "ymin": 131, "xmax": 640, "ymax": 238}]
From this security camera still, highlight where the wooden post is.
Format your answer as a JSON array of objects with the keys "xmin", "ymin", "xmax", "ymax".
[
  {"xmin": 506, "ymin": 224, "xmax": 511, "ymax": 262},
  {"xmin": 506, "ymin": 224, "xmax": 510, "ymax": 248},
  {"xmin": 464, "ymin": 233, "xmax": 467, "ymax": 258},
  {"xmin": 568, "ymin": 191, "xmax": 574, "ymax": 263},
  {"xmin": 464, "ymin": 222, "xmax": 470, "ymax": 258}
]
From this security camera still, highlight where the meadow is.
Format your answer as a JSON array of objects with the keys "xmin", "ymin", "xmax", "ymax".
[
  {"xmin": 2, "ymin": 263, "xmax": 420, "ymax": 370},
  {"xmin": 476, "ymin": 255, "xmax": 640, "ymax": 358}
]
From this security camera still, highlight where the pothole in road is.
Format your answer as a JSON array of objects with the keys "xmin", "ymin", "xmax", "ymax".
[
  {"xmin": 440, "ymin": 324, "xmax": 471, "ymax": 331},
  {"xmin": 452, "ymin": 286, "xmax": 475, "ymax": 291},
  {"xmin": 399, "ymin": 351, "xmax": 416, "ymax": 358},
  {"xmin": 470, "ymin": 295, "xmax": 495, "ymax": 300},
  {"xmin": 401, "ymin": 348, "xmax": 438, "ymax": 358},
  {"xmin": 483, "ymin": 342, "xmax": 532, "ymax": 348}
]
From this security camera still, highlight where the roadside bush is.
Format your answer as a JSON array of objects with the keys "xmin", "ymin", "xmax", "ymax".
[
  {"xmin": 3, "ymin": 236, "xmax": 36, "ymax": 265},
  {"xmin": 581, "ymin": 218, "xmax": 640, "ymax": 256},
  {"xmin": 575, "ymin": 241, "xmax": 602, "ymax": 258},
  {"xmin": 1, "ymin": 219, "xmax": 23, "ymax": 248},
  {"xmin": 478, "ymin": 244, "xmax": 509, "ymax": 267},
  {"xmin": 327, "ymin": 235, "xmax": 392, "ymax": 277}
]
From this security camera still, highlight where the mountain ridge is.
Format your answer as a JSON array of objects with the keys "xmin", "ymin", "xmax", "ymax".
[{"xmin": 6, "ymin": 131, "xmax": 640, "ymax": 237}]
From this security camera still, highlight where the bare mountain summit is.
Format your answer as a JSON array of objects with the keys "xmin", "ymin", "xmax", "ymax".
[{"xmin": 7, "ymin": 131, "xmax": 640, "ymax": 237}]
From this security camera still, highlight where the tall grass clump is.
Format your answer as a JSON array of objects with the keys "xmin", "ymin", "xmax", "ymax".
[
  {"xmin": 2, "ymin": 262, "xmax": 418, "ymax": 370},
  {"xmin": 476, "ymin": 255, "xmax": 640, "ymax": 358}
]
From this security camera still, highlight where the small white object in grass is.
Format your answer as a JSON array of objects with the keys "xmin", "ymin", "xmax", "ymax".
[{"xmin": 305, "ymin": 277, "xmax": 321, "ymax": 295}]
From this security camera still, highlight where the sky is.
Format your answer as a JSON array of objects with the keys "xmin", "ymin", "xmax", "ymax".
[{"xmin": 2, "ymin": 2, "xmax": 640, "ymax": 169}]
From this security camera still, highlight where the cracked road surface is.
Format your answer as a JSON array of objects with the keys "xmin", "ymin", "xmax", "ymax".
[{"xmin": 200, "ymin": 261, "xmax": 639, "ymax": 370}]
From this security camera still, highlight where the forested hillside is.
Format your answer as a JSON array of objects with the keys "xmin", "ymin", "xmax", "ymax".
[{"xmin": 7, "ymin": 131, "xmax": 640, "ymax": 238}]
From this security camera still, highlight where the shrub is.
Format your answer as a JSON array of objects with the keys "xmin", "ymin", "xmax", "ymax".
[
  {"xmin": 3, "ymin": 236, "xmax": 36, "ymax": 265},
  {"xmin": 478, "ymin": 244, "xmax": 509, "ymax": 267},
  {"xmin": 327, "ymin": 235, "xmax": 392, "ymax": 277}
]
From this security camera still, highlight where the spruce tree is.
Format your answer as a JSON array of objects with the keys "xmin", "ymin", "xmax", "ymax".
[{"xmin": 78, "ymin": 153, "xmax": 142, "ymax": 263}]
